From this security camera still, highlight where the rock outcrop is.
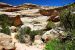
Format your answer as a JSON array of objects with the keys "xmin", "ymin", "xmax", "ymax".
[
  {"xmin": 17, "ymin": 3, "xmax": 40, "ymax": 9},
  {"xmin": 9, "ymin": 15, "xmax": 23, "ymax": 26},
  {"xmin": 39, "ymin": 9, "xmax": 59, "ymax": 16},
  {"xmin": 0, "ymin": 33, "xmax": 15, "ymax": 50},
  {"xmin": 42, "ymin": 29, "xmax": 60, "ymax": 42},
  {"xmin": 48, "ymin": 16, "xmax": 60, "ymax": 22},
  {"xmin": 4, "ymin": 7, "xmax": 21, "ymax": 12},
  {"xmin": 0, "ymin": 2, "xmax": 12, "ymax": 8},
  {"xmin": 12, "ymin": 15, "xmax": 23, "ymax": 26}
]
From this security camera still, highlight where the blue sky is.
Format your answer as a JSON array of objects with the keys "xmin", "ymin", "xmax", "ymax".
[{"xmin": 0, "ymin": 0, "xmax": 75, "ymax": 6}]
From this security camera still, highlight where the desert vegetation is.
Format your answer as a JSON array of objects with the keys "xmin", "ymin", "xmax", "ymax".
[
  {"xmin": 0, "ymin": 14, "xmax": 11, "ymax": 35},
  {"xmin": 45, "ymin": 4, "xmax": 75, "ymax": 50},
  {"xmin": 0, "ymin": 2, "xmax": 75, "ymax": 50}
]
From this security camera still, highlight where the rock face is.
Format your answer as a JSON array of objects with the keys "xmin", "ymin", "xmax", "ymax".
[
  {"xmin": 4, "ymin": 7, "xmax": 21, "ymax": 12},
  {"xmin": 21, "ymin": 16, "xmax": 49, "ymax": 31},
  {"xmin": 48, "ymin": 16, "xmax": 60, "ymax": 22},
  {"xmin": 39, "ymin": 9, "xmax": 60, "ymax": 22},
  {"xmin": 39, "ymin": 9, "xmax": 53, "ymax": 16},
  {"xmin": 39, "ymin": 9, "xmax": 59, "ymax": 16},
  {"xmin": 0, "ymin": 14, "xmax": 23, "ymax": 27},
  {"xmin": 17, "ymin": 3, "xmax": 40, "ymax": 9},
  {"xmin": 12, "ymin": 15, "xmax": 23, "ymax": 26},
  {"xmin": 0, "ymin": 33, "xmax": 15, "ymax": 50}
]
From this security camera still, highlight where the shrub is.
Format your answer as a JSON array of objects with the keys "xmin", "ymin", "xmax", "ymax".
[
  {"xmin": 44, "ymin": 39, "xmax": 62, "ymax": 50},
  {"xmin": 0, "ymin": 14, "xmax": 10, "ymax": 35},
  {"xmin": 45, "ymin": 38, "xmax": 75, "ymax": 50},
  {"xmin": 57, "ymin": 7, "xmax": 75, "ymax": 50},
  {"xmin": 16, "ymin": 27, "xmax": 31, "ymax": 43},
  {"xmin": 16, "ymin": 26, "xmax": 43, "ymax": 43},
  {"xmin": 19, "ymin": 27, "xmax": 31, "ymax": 34},
  {"xmin": 0, "ymin": 14, "xmax": 10, "ymax": 25},
  {"xmin": 64, "ymin": 40, "xmax": 75, "ymax": 50},
  {"xmin": 46, "ymin": 21, "xmax": 55, "ymax": 30},
  {"xmin": 1, "ymin": 26, "xmax": 10, "ymax": 35},
  {"xmin": 60, "ymin": 9, "xmax": 75, "ymax": 32},
  {"xmin": 30, "ymin": 30, "xmax": 43, "ymax": 41}
]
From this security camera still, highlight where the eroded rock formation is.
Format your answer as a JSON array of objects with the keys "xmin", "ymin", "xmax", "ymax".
[{"xmin": 0, "ymin": 33, "xmax": 15, "ymax": 50}]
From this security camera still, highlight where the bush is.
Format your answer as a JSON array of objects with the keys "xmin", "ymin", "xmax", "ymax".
[
  {"xmin": 16, "ymin": 26, "xmax": 43, "ymax": 43},
  {"xmin": 0, "ymin": 14, "xmax": 10, "ymax": 35},
  {"xmin": 60, "ymin": 9, "xmax": 75, "ymax": 32},
  {"xmin": 45, "ymin": 38, "xmax": 75, "ymax": 50},
  {"xmin": 46, "ymin": 21, "xmax": 55, "ymax": 30},
  {"xmin": 30, "ymin": 30, "xmax": 43, "ymax": 41},
  {"xmin": 44, "ymin": 39, "xmax": 62, "ymax": 50},
  {"xmin": 16, "ymin": 27, "xmax": 31, "ymax": 43},
  {"xmin": 1, "ymin": 26, "xmax": 10, "ymax": 35},
  {"xmin": 19, "ymin": 27, "xmax": 31, "ymax": 35},
  {"xmin": 56, "ymin": 7, "xmax": 75, "ymax": 50},
  {"xmin": 0, "ymin": 14, "xmax": 10, "ymax": 25},
  {"xmin": 64, "ymin": 40, "xmax": 75, "ymax": 50}
]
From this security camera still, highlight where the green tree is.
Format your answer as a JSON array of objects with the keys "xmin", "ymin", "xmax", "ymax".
[{"xmin": 0, "ymin": 14, "xmax": 10, "ymax": 35}]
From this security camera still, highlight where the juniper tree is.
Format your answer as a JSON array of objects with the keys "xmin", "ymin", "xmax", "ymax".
[{"xmin": 0, "ymin": 14, "xmax": 10, "ymax": 35}]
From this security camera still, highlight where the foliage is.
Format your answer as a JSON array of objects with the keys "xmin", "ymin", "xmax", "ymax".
[
  {"xmin": 46, "ymin": 21, "xmax": 55, "ymax": 30},
  {"xmin": 0, "ymin": 14, "xmax": 10, "ymax": 25},
  {"xmin": 67, "ymin": 2, "xmax": 75, "ymax": 8},
  {"xmin": 45, "ymin": 37, "xmax": 75, "ymax": 50},
  {"xmin": 16, "ymin": 26, "xmax": 43, "ymax": 43},
  {"xmin": 19, "ymin": 27, "xmax": 31, "ymax": 35},
  {"xmin": 0, "ymin": 14, "xmax": 10, "ymax": 35},
  {"xmin": 16, "ymin": 27, "xmax": 31, "ymax": 43},
  {"xmin": 45, "ymin": 5, "xmax": 75, "ymax": 50},
  {"xmin": 44, "ymin": 39, "xmax": 62, "ymax": 50},
  {"xmin": 60, "ymin": 9, "xmax": 75, "ymax": 32},
  {"xmin": 64, "ymin": 40, "xmax": 75, "ymax": 50},
  {"xmin": 1, "ymin": 25, "xmax": 10, "ymax": 35},
  {"xmin": 30, "ymin": 30, "xmax": 43, "ymax": 41}
]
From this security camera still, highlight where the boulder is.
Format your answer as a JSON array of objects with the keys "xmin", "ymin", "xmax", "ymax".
[
  {"xmin": 10, "ymin": 26, "xmax": 17, "ymax": 32},
  {"xmin": 42, "ymin": 28, "xmax": 66, "ymax": 42},
  {"xmin": 0, "ymin": 33, "xmax": 15, "ymax": 50},
  {"xmin": 48, "ymin": 16, "xmax": 60, "ymax": 22},
  {"xmin": 33, "ymin": 35, "xmax": 43, "ymax": 45},
  {"xmin": 33, "ymin": 35, "xmax": 44, "ymax": 49},
  {"xmin": 12, "ymin": 15, "xmax": 23, "ymax": 26},
  {"xmin": 42, "ymin": 29, "xmax": 59, "ymax": 42}
]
